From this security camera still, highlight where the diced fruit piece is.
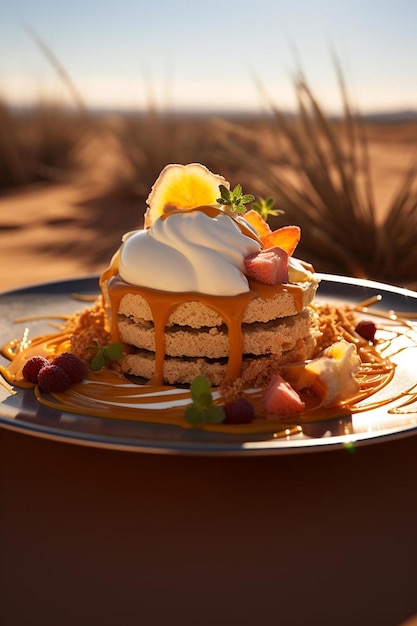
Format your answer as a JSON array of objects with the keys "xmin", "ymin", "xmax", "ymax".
[
  {"xmin": 52, "ymin": 352, "xmax": 86, "ymax": 384},
  {"xmin": 244, "ymin": 247, "xmax": 288, "ymax": 285},
  {"xmin": 282, "ymin": 340, "xmax": 361, "ymax": 407},
  {"xmin": 243, "ymin": 209, "xmax": 273, "ymax": 240},
  {"xmin": 37, "ymin": 365, "xmax": 72, "ymax": 393},
  {"xmin": 261, "ymin": 374, "xmax": 305, "ymax": 417},
  {"xmin": 243, "ymin": 212, "xmax": 301, "ymax": 256},
  {"xmin": 305, "ymin": 341, "xmax": 361, "ymax": 406},
  {"xmin": 224, "ymin": 398, "xmax": 255, "ymax": 424},
  {"xmin": 262, "ymin": 225, "xmax": 301, "ymax": 256},
  {"xmin": 144, "ymin": 163, "xmax": 229, "ymax": 228},
  {"xmin": 22, "ymin": 356, "xmax": 50, "ymax": 383},
  {"xmin": 355, "ymin": 320, "xmax": 377, "ymax": 342}
]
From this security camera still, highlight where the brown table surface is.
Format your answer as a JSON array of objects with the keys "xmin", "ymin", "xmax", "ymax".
[{"xmin": 1, "ymin": 424, "xmax": 416, "ymax": 626}]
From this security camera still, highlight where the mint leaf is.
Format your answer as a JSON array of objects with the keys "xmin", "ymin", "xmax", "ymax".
[
  {"xmin": 104, "ymin": 343, "xmax": 124, "ymax": 360},
  {"xmin": 205, "ymin": 405, "xmax": 226, "ymax": 424},
  {"xmin": 218, "ymin": 184, "xmax": 230, "ymax": 202},
  {"xmin": 184, "ymin": 405, "xmax": 204, "ymax": 426},
  {"xmin": 233, "ymin": 183, "xmax": 242, "ymax": 198},
  {"xmin": 252, "ymin": 196, "xmax": 283, "ymax": 221},
  {"xmin": 90, "ymin": 352, "xmax": 106, "ymax": 372},
  {"xmin": 216, "ymin": 183, "xmax": 255, "ymax": 215},
  {"xmin": 88, "ymin": 341, "xmax": 124, "ymax": 371},
  {"xmin": 190, "ymin": 375, "xmax": 211, "ymax": 401},
  {"xmin": 240, "ymin": 194, "xmax": 254, "ymax": 205},
  {"xmin": 196, "ymin": 392, "xmax": 213, "ymax": 409},
  {"xmin": 185, "ymin": 375, "xmax": 226, "ymax": 426}
]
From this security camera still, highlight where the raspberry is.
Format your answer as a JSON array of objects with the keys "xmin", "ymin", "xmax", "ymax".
[
  {"xmin": 37, "ymin": 364, "xmax": 72, "ymax": 393},
  {"xmin": 22, "ymin": 356, "xmax": 50, "ymax": 383},
  {"xmin": 355, "ymin": 320, "xmax": 377, "ymax": 342},
  {"xmin": 223, "ymin": 398, "xmax": 255, "ymax": 424},
  {"xmin": 52, "ymin": 352, "xmax": 86, "ymax": 384}
]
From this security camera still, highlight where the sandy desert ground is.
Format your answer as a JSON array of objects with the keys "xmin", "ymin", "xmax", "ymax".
[{"xmin": 1, "ymin": 120, "xmax": 417, "ymax": 293}]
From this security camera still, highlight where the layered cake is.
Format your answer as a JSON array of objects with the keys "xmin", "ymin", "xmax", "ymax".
[{"xmin": 100, "ymin": 163, "xmax": 321, "ymax": 386}]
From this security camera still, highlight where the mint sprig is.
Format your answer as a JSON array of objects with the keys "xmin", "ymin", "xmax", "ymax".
[
  {"xmin": 88, "ymin": 341, "xmax": 124, "ymax": 371},
  {"xmin": 184, "ymin": 376, "xmax": 225, "ymax": 426},
  {"xmin": 216, "ymin": 184, "xmax": 255, "ymax": 215},
  {"xmin": 252, "ymin": 196, "xmax": 283, "ymax": 221}
]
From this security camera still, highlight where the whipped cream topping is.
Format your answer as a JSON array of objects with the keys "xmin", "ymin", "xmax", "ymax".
[{"xmin": 119, "ymin": 210, "xmax": 261, "ymax": 296}]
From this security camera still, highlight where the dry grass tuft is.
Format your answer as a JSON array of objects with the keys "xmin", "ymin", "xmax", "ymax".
[
  {"xmin": 216, "ymin": 68, "xmax": 417, "ymax": 285},
  {"xmin": 1, "ymin": 31, "xmax": 417, "ymax": 287},
  {"xmin": 0, "ymin": 97, "xmax": 91, "ymax": 190},
  {"xmin": 105, "ymin": 107, "xmax": 234, "ymax": 203},
  {"xmin": 0, "ymin": 25, "xmax": 94, "ymax": 191}
]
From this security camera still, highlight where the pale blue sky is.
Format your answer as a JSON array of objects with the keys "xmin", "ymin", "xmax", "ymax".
[{"xmin": 1, "ymin": 0, "xmax": 417, "ymax": 113}]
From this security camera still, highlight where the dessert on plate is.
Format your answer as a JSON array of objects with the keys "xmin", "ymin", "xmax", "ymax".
[
  {"xmin": 3, "ymin": 161, "xmax": 390, "ymax": 432},
  {"xmin": 100, "ymin": 163, "xmax": 321, "ymax": 387}
]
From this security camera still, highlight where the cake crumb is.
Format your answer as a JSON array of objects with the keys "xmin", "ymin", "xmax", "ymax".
[
  {"xmin": 65, "ymin": 297, "xmax": 111, "ymax": 362},
  {"xmin": 220, "ymin": 377, "xmax": 246, "ymax": 403}
]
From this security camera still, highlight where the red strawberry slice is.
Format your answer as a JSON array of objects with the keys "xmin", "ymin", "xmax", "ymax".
[
  {"xmin": 261, "ymin": 374, "xmax": 305, "ymax": 417},
  {"xmin": 244, "ymin": 247, "xmax": 288, "ymax": 285}
]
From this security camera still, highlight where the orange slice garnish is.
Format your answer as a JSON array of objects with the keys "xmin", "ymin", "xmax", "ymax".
[
  {"xmin": 262, "ymin": 225, "xmax": 301, "ymax": 256},
  {"xmin": 243, "ymin": 210, "xmax": 300, "ymax": 255},
  {"xmin": 144, "ymin": 163, "xmax": 229, "ymax": 228},
  {"xmin": 243, "ymin": 209, "xmax": 273, "ymax": 240}
]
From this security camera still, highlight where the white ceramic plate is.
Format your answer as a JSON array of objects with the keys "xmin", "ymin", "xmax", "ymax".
[{"xmin": 1, "ymin": 274, "xmax": 417, "ymax": 455}]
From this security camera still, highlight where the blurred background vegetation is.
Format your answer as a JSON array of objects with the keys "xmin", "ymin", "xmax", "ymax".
[{"xmin": 1, "ymin": 68, "xmax": 417, "ymax": 287}]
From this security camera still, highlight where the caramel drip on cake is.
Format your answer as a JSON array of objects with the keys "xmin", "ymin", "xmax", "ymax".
[{"xmin": 101, "ymin": 253, "xmax": 306, "ymax": 385}]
